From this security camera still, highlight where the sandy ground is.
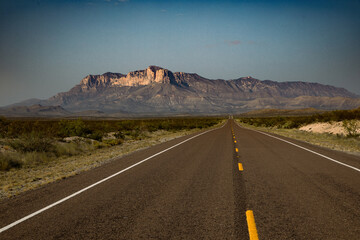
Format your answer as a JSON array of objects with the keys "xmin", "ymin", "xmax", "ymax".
[{"xmin": 299, "ymin": 121, "xmax": 360, "ymax": 135}]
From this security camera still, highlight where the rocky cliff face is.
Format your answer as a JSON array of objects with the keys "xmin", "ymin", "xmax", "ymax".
[
  {"xmin": 10, "ymin": 66, "xmax": 360, "ymax": 115},
  {"xmin": 79, "ymin": 66, "xmax": 189, "ymax": 89}
]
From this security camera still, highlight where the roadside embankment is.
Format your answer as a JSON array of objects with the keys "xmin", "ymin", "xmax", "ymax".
[
  {"xmin": 236, "ymin": 121, "xmax": 360, "ymax": 155},
  {"xmin": 0, "ymin": 118, "xmax": 223, "ymax": 199}
]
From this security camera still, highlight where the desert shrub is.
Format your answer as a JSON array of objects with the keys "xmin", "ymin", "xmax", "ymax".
[
  {"xmin": 102, "ymin": 139, "xmax": 123, "ymax": 146},
  {"xmin": 51, "ymin": 139, "xmax": 95, "ymax": 158},
  {"xmin": 239, "ymin": 108, "xmax": 360, "ymax": 129},
  {"xmin": 21, "ymin": 152, "xmax": 52, "ymax": 166},
  {"xmin": 128, "ymin": 129, "xmax": 142, "ymax": 140},
  {"xmin": 0, "ymin": 117, "xmax": 221, "ymax": 171},
  {"xmin": 88, "ymin": 130, "xmax": 103, "ymax": 141},
  {"xmin": 55, "ymin": 142, "xmax": 80, "ymax": 157},
  {"xmin": 0, "ymin": 116, "xmax": 10, "ymax": 138},
  {"xmin": 0, "ymin": 117, "xmax": 221, "ymax": 139},
  {"xmin": 343, "ymin": 120, "xmax": 359, "ymax": 137},
  {"xmin": 6, "ymin": 120, "xmax": 53, "ymax": 138},
  {"xmin": 282, "ymin": 120, "xmax": 302, "ymax": 129},
  {"xmin": 93, "ymin": 141, "xmax": 107, "ymax": 149},
  {"xmin": 8, "ymin": 132, "xmax": 55, "ymax": 153},
  {"xmin": 116, "ymin": 120, "xmax": 138, "ymax": 131},
  {"xmin": 58, "ymin": 119, "xmax": 91, "ymax": 137},
  {"xmin": 114, "ymin": 131, "xmax": 125, "ymax": 140},
  {"xmin": 0, "ymin": 153, "xmax": 22, "ymax": 171}
]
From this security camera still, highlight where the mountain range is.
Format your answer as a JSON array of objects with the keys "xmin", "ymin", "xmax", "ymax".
[{"xmin": 2, "ymin": 66, "xmax": 359, "ymax": 117}]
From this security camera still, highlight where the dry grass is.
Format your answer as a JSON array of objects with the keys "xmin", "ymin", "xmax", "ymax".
[
  {"xmin": 0, "ymin": 128, "xmax": 207, "ymax": 200},
  {"xmin": 237, "ymin": 121, "xmax": 360, "ymax": 155}
]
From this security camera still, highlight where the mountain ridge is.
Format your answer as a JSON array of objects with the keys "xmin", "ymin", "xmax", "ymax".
[{"xmin": 3, "ymin": 66, "xmax": 360, "ymax": 116}]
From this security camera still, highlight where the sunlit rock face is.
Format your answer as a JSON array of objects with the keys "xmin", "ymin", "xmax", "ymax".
[{"xmin": 80, "ymin": 66, "xmax": 179, "ymax": 88}]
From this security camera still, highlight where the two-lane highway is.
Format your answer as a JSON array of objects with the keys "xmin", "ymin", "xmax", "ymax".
[
  {"xmin": 0, "ymin": 120, "xmax": 359, "ymax": 239},
  {"xmin": 0, "ymin": 121, "xmax": 249, "ymax": 239},
  {"xmin": 234, "ymin": 122, "xmax": 360, "ymax": 239}
]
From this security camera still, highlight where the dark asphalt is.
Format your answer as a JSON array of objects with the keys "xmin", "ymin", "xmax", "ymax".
[
  {"xmin": 234, "ymin": 122, "xmax": 360, "ymax": 239},
  {"xmin": 0, "ymin": 120, "xmax": 359, "ymax": 239}
]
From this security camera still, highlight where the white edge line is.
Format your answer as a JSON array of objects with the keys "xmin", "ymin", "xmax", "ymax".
[
  {"xmin": 234, "ymin": 121, "xmax": 360, "ymax": 173},
  {"xmin": 0, "ymin": 124, "xmax": 224, "ymax": 233}
]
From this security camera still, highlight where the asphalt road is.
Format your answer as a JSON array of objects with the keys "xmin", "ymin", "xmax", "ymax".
[{"xmin": 0, "ymin": 120, "xmax": 359, "ymax": 239}]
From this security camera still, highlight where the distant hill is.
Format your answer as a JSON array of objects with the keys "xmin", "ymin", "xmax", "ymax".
[
  {"xmin": 0, "ymin": 104, "xmax": 70, "ymax": 117},
  {"xmin": 5, "ymin": 66, "xmax": 360, "ymax": 116}
]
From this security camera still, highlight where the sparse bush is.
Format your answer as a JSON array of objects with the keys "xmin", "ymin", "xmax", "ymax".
[
  {"xmin": 55, "ymin": 142, "xmax": 81, "ymax": 157},
  {"xmin": 114, "ymin": 131, "xmax": 125, "ymax": 140},
  {"xmin": 22, "ymin": 152, "xmax": 52, "ymax": 166},
  {"xmin": 0, "ymin": 116, "xmax": 10, "ymax": 138},
  {"xmin": 8, "ymin": 132, "xmax": 55, "ymax": 153},
  {"xmin": 58, "ymin": 119, "xmax": 91, "ymax": 137},
  {"xmin": 102, "ymin": 139, "xmax": 123, "ymax": 146},
  {"xmin": 93, "ymin": 141, "xmax": 107, "ymax": 149},
  {"xmin": 282, "ymin": 120, "xmax": 301, "ymax": 129},
  {"xmin": 88, "ymin": 130, "xmax": 103, "ymax": 141},
  {"xmin": 131, "ymin": 129, "xmax": 141, "ymax": 139},
  {"xmin": 343, "ymin": 120, "xmax": 359, "ymax": 137},
  {"xmin": 0, "ymin": 153, "xmax": 22, "ymax": 171}
]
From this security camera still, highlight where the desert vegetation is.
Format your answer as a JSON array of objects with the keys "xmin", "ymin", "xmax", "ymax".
[
  {"xmin": 237, "ymin": 108, "xmax": 360, "ymax": 153},
  {"xmin": 0, "ymin": 117, "xmax": 220, "ymax": 171},
  {"xmin": 238, "ymin": 108, "xmax": 360, "ymax": 132}
]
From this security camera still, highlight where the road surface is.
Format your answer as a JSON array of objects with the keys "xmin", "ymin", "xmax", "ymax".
[{"xmin": 0, "ymin": 120, "xmax": 359, "ymax": 239}]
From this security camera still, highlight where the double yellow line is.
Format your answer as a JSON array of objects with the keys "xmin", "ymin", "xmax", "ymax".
[
  {"xmin": 232, "ymin": 127, "xmax": 243, "ymax": 172},
  {"xmin": 232, "ymin": 125, "xmax": 259, "ymax": 240}
]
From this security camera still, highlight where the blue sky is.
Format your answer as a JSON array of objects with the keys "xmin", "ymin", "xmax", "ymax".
[{"xmin": 0, "ymin": 0, "xmax": 359, "ymax": 106}]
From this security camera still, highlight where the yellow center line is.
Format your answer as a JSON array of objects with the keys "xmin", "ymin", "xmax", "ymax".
[
  {"xmin": 235, "ymin": 148, "xmax": 238, "ymax": 152},
  {"xmin": 234, "ymin": 140, "xmax": 237, "ymax": 143},
  {"xmin": 246, "ymin": 210, "xmax": 259, "ymax": 240},
  {"xmin": 238, "ymin": 163, "xmax": 243, "ymax": 171}
]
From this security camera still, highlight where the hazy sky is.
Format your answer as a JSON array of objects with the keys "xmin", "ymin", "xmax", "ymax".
[{"xmin": 0, "ymin": 0, "xmax": 359, "ymax": 106}]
